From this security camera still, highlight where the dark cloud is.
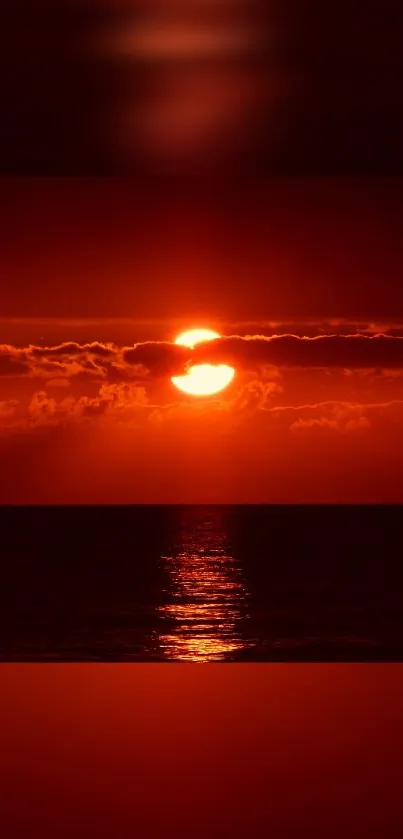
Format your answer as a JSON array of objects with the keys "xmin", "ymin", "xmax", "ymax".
[
  {"xmin": 192, "ymin": 334, "xmax": 403, "ymax": 370},
  {"xmin": 30, "ymin": 342, "xmax": 117, "ymax": 358},
  {"xmin": 0, "ymin": 343, "xmax": 122, "ymax": 381},
  {"xmin": 0, "ymin": 348, "xmax": 30, "ymax": 376},
  {"xmin": 0, "ymin": 340, "xmax": 189, "ymax": 382},
  {"xmin": 123, "ymin": 341, "xmax": 190, "ymax": 376},
  {"xmin": 3, "ymin": 334, "xmax": 403, "ymax": 398},
  {"xmin": 226, "ymin": 319, "xmax": 403, "ymax": 338}
]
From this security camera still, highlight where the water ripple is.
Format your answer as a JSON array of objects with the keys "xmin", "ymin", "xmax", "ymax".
[{"xmin": 157, "ymin": 511, "xmax": 251, "ymax": 661}]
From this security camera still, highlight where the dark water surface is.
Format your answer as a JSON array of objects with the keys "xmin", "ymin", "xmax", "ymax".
[{"xmin": 1, "ymin": 505, "xmax": 403, "ymax": 661}]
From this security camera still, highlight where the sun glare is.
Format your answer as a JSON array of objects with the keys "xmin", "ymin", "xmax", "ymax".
[
  {"xmin": 174, "ymin": 328, "xmax": 221, "ymax": 349},
  {"xmin": 172, "ymin": 328, "xmax": 235, "ymax": 397}
]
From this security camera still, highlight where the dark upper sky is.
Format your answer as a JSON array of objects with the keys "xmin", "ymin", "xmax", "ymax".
[
  {"xmin": 2, "ymin": 0, "xmax": 403, "ymax": 175},
  {"xmin": 1, "ymin": 177, "xmax": 403, "ymax": 321}
]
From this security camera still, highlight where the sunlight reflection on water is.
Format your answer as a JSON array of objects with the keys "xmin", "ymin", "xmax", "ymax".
[{"xmin": 157, "ymin": 509, "xmax": 252, "ymax": 661}]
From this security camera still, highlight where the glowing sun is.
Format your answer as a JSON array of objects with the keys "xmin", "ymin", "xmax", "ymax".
[{"xmin": 172, "ymin": 329, "xmax": 235, "ymax": 397}]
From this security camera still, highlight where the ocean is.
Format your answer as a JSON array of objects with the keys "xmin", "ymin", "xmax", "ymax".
[{"xmin": 1, "ymin": 505, "xmax": 402, "ymax": 661}]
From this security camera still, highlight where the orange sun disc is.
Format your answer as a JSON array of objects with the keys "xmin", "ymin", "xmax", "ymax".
[{"xmin": 172, "ymin": 328, "xmax": 234, "ymax": 397}]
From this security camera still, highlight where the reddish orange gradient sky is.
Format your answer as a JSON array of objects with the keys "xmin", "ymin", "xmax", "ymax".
[
  {"xmin": 1, "ymin": 178, "xmax": 403, "ymax": 502},
  {"xmin": 2, "ymin": 665, "xmax": 403, "ymax": 838}
]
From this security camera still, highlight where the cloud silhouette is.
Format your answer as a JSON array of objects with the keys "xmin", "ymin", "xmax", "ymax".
[
  {"xmin": 0, "ymin": 348, "xmax": 30, "ymax": 376},
  {"xmin": 123, "ymin": 341, "xmax": 191, "ymax": 375},
  {"xmin": 3, "ymin": 334, "xmax": 403, "ymax": 385},
  {"xmin": 192, "ymin": 334, "xmax": 403, "ymax": 369},
  {"xmin": 30, "ymin": 342, "xmax": 116, "ymax": 358}
]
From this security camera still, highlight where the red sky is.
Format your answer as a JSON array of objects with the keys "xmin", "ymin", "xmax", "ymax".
[
  {"xmin": 1, "ymin": 177, "xmax": 403, "ymax": 502},
  {"xmin": 3, "ymin": 178, "xmax": 403, "ymax": 320},
  {"xmin": 2, "ymin": 665, "xmax": 403, "ymax": 838}
]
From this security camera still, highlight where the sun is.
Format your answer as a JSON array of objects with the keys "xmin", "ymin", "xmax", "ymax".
[
  {"xmin": 172, "ymin": 363, "xmax": 235, "ymax": 397},
  {"xmin": 172, "ymin": 328, "xmax": 235, "ymax": 397},
  {"xmin": 174, "ymin": 328, "xmax": 221, "ymax": 349}
]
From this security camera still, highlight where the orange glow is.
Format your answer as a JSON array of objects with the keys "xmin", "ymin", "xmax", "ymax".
[
  {"xmin": 174, "ymin": 328, "xmax": 221, "ymax": 348},
  {"xmin": 102, "ymin": 24, "xmax": 258, "ymax": 61},
  {"xmin": 172, "ymin": 328, "xmax": 235, "ymax": 397},
  {"xmin": 157, "ymin": 514, "xmax": 250, "ymax": 662}
]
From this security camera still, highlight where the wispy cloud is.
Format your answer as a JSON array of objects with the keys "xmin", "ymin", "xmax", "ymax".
[{"xmin": 1, "ymin": 331, "xmax": 403, "ymax": 437}]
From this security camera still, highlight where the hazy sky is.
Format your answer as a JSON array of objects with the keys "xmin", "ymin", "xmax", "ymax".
[{"xmin": 1, "ymin": 178, "xmax": 403, "ymax": 502}]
